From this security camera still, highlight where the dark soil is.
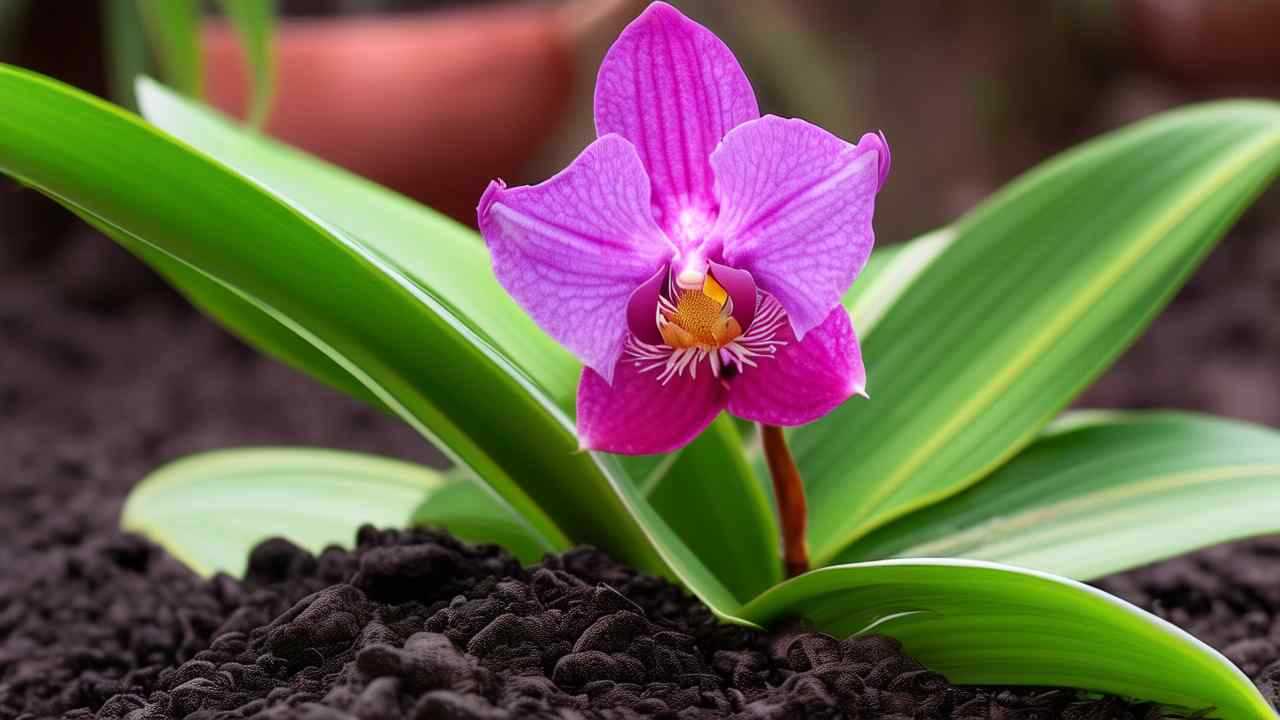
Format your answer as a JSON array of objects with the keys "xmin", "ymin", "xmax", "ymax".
[
  {"xmin": 4, "ymin": 210, "xmax": 1280, "ymax": 719},
  {"xmin": 4, "ymin": 526, "xmax": 1163, "ymax": 720}
]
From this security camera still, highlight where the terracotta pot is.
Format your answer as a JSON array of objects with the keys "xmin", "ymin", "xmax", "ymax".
[{"xmin": 202, "ymin": 5, "xmax": 577, "ymax": 224}]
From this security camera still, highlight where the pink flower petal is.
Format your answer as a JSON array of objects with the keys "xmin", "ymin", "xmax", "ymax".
[
  {"xmin": 626, "ymin": 266, "xmax": 669, "ymax": 346},
  {"xmin": 594, "ymin": 1, "xmax": 759, "ymax": 245},
  {"xmin": 728, "ymin": 306, "xmax": 865, "ymax": 426},
  {"xmin": 577, "ymin": 361, "xmax": 728, "ymax": 455},
  {"xmin": 708, "ymin": 261, "xmax": 757, "ymax": 332},
  {"xmin": 870, "ymin": 130, "xmax": 892, "ymax": 191},
  {"xmin": 479, "ymin": 135, "xmax": 675, "ymax": 383},
  {"xmin": 712, "ymin": 116, "xmax": 887, "ymax": 339}
]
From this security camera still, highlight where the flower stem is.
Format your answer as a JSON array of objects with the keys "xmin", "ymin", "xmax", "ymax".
[{"xmin": 761, "ymin": 424, "xmax": 809, "ymax": 578}]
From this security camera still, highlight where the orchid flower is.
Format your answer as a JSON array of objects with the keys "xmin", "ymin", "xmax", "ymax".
[{"xmin": 479, "ymin": 2, "xmax": 888, "ymax": 455}]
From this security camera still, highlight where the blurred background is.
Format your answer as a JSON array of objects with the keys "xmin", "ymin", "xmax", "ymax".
[{"xmin": 3, "ymin": 1, "xmax": 1280, "ymax": 519}]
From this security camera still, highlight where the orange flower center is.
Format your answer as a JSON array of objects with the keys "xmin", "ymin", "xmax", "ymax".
[{"xmin": 658, "ymin": 274, "xmax": 743, "ymax": 350}]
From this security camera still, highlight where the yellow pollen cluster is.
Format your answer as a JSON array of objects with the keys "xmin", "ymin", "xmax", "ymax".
[{"xmin": 659, "ymin": 275, "xmax": 743, "ymax": 350}]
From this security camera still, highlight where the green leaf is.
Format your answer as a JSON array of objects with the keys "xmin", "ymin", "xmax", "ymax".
[
  {"xmin": 76, "ymin": 208, "xmax": 391, "ymax": 410},
  {"xmin": 122, "ymin": 448, "xmax": 444, "ymax": 576},
  {"xmin": 743, "ymin": 232, "xmax": 955, "ymax": 466},
  {"xmin": 132, "ymin": 76, "xmax": 756, "ymax": 617},
  {"xmin": 411, "ymin": 472, "xmax": 558, "ymax": 565},
  {"xmin": 135, "ymin": 76, "xmax": 581, "ymax": 408},
  {"xmin": 0, "ymin": 65, "xmax": 746, "ymax": 622},
  {"xmin": 216, "ymin": 0, "xmax": 275, "ymax": 127},
  {"xmin": 104, "ymin": 0, "xmax": 150, "ymax": 110},
  {"xmin": 842, "ymin": 228, "xmax": 955, "ymax": 336},
  {"xmin": 647, "ymin": 416, "xmax": 782, "ymax": 600},
  {"xmin": 137, "ymin": 0, "xmax": 202, "ymax": 98},
  {"xmin": 793, "ymin": 101, "xmax": 1280, "ymax": 565},
  {"xmin": 837, "ymin": 412, "xmax": 1280, "ymax": 580},
  {"xmin": 740, "ymin": 560, "xmax": 1274, "ymax": 720}
]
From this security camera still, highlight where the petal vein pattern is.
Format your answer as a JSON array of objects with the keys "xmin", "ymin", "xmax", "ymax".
[
  {"xmin": 594, "ymin": 1, "xmax": 759, "ymax": 242},
  {"xmin": 714, "ymin": 117, "xmax": 884, "ymax": 338},
  {"xmin": 479, "ymin": 135, "xmax": 674, "ymax": 383}
]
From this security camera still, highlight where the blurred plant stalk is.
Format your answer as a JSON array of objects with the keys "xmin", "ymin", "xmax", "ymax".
[{"xmin": 762, "ymin": 425, "xmax": 809, "ymax": 578}]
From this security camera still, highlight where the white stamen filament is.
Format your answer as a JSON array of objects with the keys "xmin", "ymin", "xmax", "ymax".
[{"xmin": 624, "ymin": 294, "xmax": 791, "ymax": 385}]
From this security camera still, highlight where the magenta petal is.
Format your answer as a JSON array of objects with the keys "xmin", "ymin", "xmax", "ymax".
[
  {"xmin": 708, "ymin": 261, "xmax": 757, "ymax": 331},
  {"xmin": 626, "ymin": 267, "xmax": 668, "ymax": 346},
  {"xmin": 712, "ymin": 116, "xmax": 887, "ymax": 339},
  {"xmin": 577, "ymin": 362, "xmax": 728, "ymax": 455},
  {"xmin": 594, "ymin": 1, "xmax": 759, "ymax": 241},
  {"xmin": 728, "ymin": 306, "xmax": 864, "ymax": 426},
  {"xmin": 478, "ymin": 135, "xmax": 675, "ymax": 383},
  {"xmin": 868, "ymin": 131, "xmax": 892, "ymax": 191}
]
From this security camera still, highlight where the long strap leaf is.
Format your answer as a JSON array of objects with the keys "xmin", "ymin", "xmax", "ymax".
[
  {"xmin": 839, "ymin": 411, "xmax": 1280, "ymax": 580},
  {"xmin": 740, "ymin": 560, "xmax": 1275, "ymax": 720},
  {"xmin": 793, "ymin": 101, "xmax": 1280, "ymax": 565}
]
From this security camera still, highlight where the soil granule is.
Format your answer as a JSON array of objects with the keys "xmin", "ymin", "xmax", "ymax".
[{"xmin": 3, "ymin": 526, "xmax": 1162, "ymax": 720}]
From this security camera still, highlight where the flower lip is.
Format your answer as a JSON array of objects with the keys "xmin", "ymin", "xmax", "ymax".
[
  {"xmin": 622, "ymin": 262, "xmax": 787, "ymax": 386},
  {"xmin": 625, "ymin": 262, "xmax": 760, "ymax": 353},
  {"xmin": 626, "ymin": 267, "xmax": 668, "ymax": 346},
  {"xmin": 708, "ymin": 262, "xmax": 757, "ymax": 332}
]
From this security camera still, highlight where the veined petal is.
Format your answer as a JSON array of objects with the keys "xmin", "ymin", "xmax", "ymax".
[
  {"xmin": 709, "ymin": 261, "xmax": 757, "ymax": 333},
  {"xmin": 626, "ymin": 266, "xmax": 668, "ymax": 346},
  {"xmin": 577, "ymin": 361, "xmax": 727, "ymax": 455},
  {"xmin": 479, "ymin": 134, "xmax": 675, "ymax": 382},
  {"xmin": 728, "ymin": 306, "xmax": 864, "ymax": 426},
  {"xmin": 712, "ymin": 116, "xmax": 886, "ymax": 339},
  {"xmin": 594, "ymin": 1, "xmax": 759, "ymax": 244}
]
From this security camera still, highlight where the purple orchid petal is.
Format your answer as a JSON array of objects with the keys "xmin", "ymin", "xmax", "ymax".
[
  {"xmin": 577, "ymin": 363, "xmax": 727, "ymax": 455},
  {"xmin": 711, "ymin": 116, "xmax": 887, "ymax": 339},
  {"xmin": 594, "ymin": 1, "xmax": 759, "ymax": 245},
  {"xmin": 478, "ymin": 135, "xmax": 675, "ymax": 383},
  {"xmin": 707, "ymin": 261, "xmax": 757, "ymax": 334},
  {"xmin": 626, "ymin": 266, "xmax": 668, "ymax": 346},
  {"xmin": 727, "ymin": 306, "xmax": 864, "ymax": 426},
  {"xmin": 870, "ymin": 130, "xmax": 892, "ymax": 191}
]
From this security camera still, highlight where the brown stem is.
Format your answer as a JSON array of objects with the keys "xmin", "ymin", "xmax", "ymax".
[{"xmin": 761, "ymin": 424, "xmax": 809, "ymax": 578}]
